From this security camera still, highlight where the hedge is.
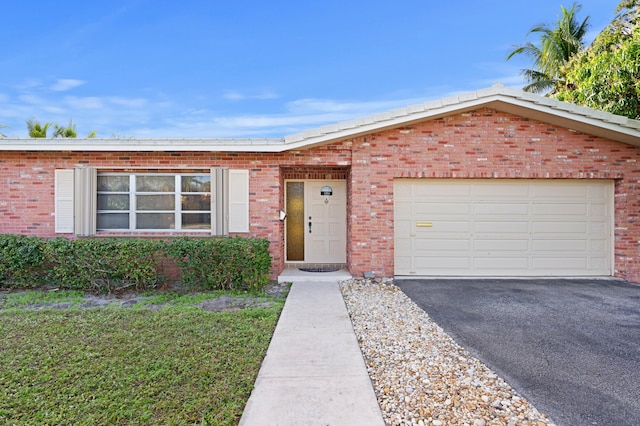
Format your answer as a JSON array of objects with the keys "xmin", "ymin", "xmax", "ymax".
[
  {"xmin": 0, "ymin": 235, "xmax": 271, "ymax": 293},
  {"xmin": 44, "ymin": 237, "xmax": 163, "ymax": 293},
  {"xmin": 0, "ymin": 234, "xmax": 52, "ymax": 288},
  {"xmin": 164, "ymin": 236, "xmax": 272, "ymax": 291}
]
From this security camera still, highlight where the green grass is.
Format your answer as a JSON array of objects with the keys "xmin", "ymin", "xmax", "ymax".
[
  {"xmin": 1, "ymin": 290, "xmax": 86, "ymax": 309},
  {"xmin": 0, "ymin": 293, "xmax": 283, "ymax": 425},
  {"xmin": 134, "ymin": 291, "xmax": 256, "ymax": 307}
]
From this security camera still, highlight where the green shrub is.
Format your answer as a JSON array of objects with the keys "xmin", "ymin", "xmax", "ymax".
[
  {"xmin": 44, "ymin": 238, "xmax": 164, "ymax": 293},
  {"xmin": 0, "ymin": 235, "xmax": 272, "ymax": 293},
  {"xmin": 0, "ymin": 234, "xmax": 51, "ymax": 288},
  {"xmin": 165, "ymin": 236, "xmax": 271, "ymax": 291}
]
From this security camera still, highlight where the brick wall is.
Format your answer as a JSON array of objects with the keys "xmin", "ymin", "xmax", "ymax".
[
  {"xmin": 349, "ymin": 108, "xmax": 640, "ymax": 282},
  {"xmin": 0, "ymin": 145, "xmax": 352, "ymax": 278},
  {"xmin": 2, "ymin": 107, "xmax": 640, "ymax": 282}
]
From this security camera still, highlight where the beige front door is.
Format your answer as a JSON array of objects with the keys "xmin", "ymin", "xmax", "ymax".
[{"xmin": 285, "ymin": 180, "xmax": 347, "ymax": 263}]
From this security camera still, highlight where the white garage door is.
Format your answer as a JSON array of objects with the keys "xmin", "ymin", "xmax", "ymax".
[{"xmin": 394, "ymin": 179, "xmax": 613, "ymax": 277}]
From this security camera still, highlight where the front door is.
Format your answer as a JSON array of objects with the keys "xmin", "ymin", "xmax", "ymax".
[{"xmin": 285, "ymin": 180, "xmax": 346, "ymax": 263}]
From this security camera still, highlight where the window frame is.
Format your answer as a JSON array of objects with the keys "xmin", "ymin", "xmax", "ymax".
[{"xmin": 96, "ymin": 172, "xmax": 213, "ymax": 232}]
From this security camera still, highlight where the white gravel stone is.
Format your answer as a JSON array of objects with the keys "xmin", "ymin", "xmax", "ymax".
[{"xmin": 340, "ymin": 278, "xmax": 556, "ymax": 426}]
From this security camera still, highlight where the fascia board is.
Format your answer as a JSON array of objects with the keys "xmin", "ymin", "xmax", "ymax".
[{"xmin": 0, "ymin": 138, "xmax": 287, "ymax": 152}]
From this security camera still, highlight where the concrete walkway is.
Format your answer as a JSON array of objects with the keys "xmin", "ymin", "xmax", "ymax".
[{"xmin": 239, "ymin": 279, "xmax": 385, "ymax": 426}]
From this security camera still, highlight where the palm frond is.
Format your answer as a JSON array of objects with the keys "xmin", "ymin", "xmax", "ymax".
[
  {"xmin": 26, "ymin": 119, "xmax": 52, "ymax": 138},
  {"xmin": 507, "ymin": 2, "xmax": 590, "ymax": 94}
]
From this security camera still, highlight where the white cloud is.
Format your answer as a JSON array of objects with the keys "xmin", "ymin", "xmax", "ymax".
[
  {"xmin": 223, "ymin": 91, "xmax": 245, "ymax": 101},
  {"xmin": 42, "ymin": 105, "xmax": 67, "ymax": 114},
  {"xmin": 134, "ymin": 94, "xmax": 450, "ymax": 138},
  {"xmin": 182, "ymin": 108, "xmax": 209, "ymax": 116},
  {"xmin": 1, "ymin": 82, "xmax": 500, "ymax": 139},
  {"xmin": 108, "ymin": 96, "xmax": 148, "ymax": 107},
  {"xmin": 50, "ymin": 79, "xmax": 86, "ymax": 92},
  {"xmin": 18, "ymin": 94, "xmax": 46, "ymax": 104},
  {"xmin": 285, "ymin": 98, "xmax": 410, "ymax": 115},
  {"xmin": 209, "ymin": 114, "xmax": 335, "ymax": 129},
  {"xmin": 223, "ymin": 89, "xmax": 279, "ymax": 101},
  {"xmin": 65, "ymin": 96, "xmax": 104, "ymax": 109},
  {"xmin": 472, "ymin": 61, "xmax": 527, "ymax": 89},
  {"xmin": 16, "ymin": 79, "xmax": 44, "ymax": 90}
]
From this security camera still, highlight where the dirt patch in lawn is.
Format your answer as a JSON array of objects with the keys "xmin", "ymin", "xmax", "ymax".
[{"xmin": 0, "ymin": 282, "xmax": 290, "ymax": 312}]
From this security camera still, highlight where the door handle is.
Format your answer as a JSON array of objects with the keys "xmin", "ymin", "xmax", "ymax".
[{"xmin": 309, "ymin": 216, "xmax": 312, "ymax": 233}]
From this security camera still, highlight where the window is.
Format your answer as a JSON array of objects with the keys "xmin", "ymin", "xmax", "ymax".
[
  {"xmin": 55, "ymin": 168, "xmax": 249, "ymax": 236},
  {"xmin": 97, "ymin": 174, "xmax": 212, "ymax": 231}
]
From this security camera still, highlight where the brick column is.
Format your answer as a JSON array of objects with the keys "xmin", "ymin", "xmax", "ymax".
[{"xmin": 349, "ymin": 137, "xmax": 373, "ymax": 277}]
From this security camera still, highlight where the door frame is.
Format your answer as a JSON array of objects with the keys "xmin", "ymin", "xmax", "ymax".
[{"xmin": 284, "ymin": 179, "xmax": 347, "ymax": 264}]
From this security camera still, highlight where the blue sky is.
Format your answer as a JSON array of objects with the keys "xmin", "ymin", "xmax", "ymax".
[{"xmin": 0, "ymin": 1, "xmax": 619, "ymax": 138}]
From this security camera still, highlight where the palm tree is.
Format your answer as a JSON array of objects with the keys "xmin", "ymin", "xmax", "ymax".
[
  {"xmin": 35, "ymin": 119, "xmax": 97, "ymax": 138},
  {"xmin": 507, "ymin": 3, "xmax": 590, "ymax": 94},
  {"xmin": 26, "ymin": 119, "xmax": 52, "ymax": 138},
  {"xmin": 54, "ymin": 120, "xmax": 78, "ymax": 138},
  {"xmin": 54, "ymin": 120, "xmax": 97, "ymax": 138}
]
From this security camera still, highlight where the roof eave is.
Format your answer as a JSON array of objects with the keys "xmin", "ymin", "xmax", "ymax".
[
  {"xmin": 282, "ymin": 94, "xmax": 640, "ymax": 149},
  {"xmin": 0, "ymin": 138, "xmax": 288, "ymax": 152},
  {"xmin": 1, "ymin": 86, "xmax": 639, "ymax": 152},
  {"xmin": 485, "ymin": 98, "xmax": 640, "ymax": 147}
]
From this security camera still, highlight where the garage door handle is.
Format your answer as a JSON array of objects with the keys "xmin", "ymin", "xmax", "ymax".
[{"xmin": 416, "ymin": 222, "xmax": 433, "ymax": 227}]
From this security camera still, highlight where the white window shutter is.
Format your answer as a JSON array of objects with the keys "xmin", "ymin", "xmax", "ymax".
[
  {"xmin": 228, "ymin": 169, "xmax": 249, "ymax": 233},
  {"xmin": 54, "ymin": 169, "xmax": 75, "ymax": 233},
  {"xmin": 211, "ymin": 168, "xmax": 228, "ymax": 236},
  {"xmin": 74, "ymin": 167, "xmax": 97, "ymax": 236}
]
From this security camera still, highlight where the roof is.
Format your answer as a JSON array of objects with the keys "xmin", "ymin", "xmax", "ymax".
[{"xmin": 2, "ymin": 83, "xmax": 640, "ymax": 152}]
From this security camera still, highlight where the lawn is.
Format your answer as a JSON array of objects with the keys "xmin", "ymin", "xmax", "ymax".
[{"xmin": 0, "ymin": 291, "xmax": 284, "ymax": 425}]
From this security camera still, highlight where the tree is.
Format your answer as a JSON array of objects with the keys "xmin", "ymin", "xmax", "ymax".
[
  {"xmin": 26, "ymin": 119, "xmax": 52, "ymax": 138},
  {"xmin": 0, "ymin": 123, "xmax": 7, "ymax": 138},
  {"xmin": 53, "ymin": 120, "xmax": 97, "ymax": 138},
  {"xmin": 53, "ymin": 120, "xmax": 77, "ymax": 138},
  {"xmin": 27, "ymin": 118, "xmax": 97, "ymax": 138},
  {"xmin": 614, "ymin": 0, "xmax": 639, "ymax": 34},
  {"xmin": 555, "ymin": 1, "xmax": 640, "ymax": 118},
  {"xmin": 507, "ymin": 3, "xmax": 590, "ymax": 94}
]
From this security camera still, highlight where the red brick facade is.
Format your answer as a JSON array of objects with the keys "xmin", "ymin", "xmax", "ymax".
[{"xmin": 2, "ymin": 108, "xmax": 640, "ymax": 282}]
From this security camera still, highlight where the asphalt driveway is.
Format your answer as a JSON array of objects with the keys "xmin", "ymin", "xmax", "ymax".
[{"xmin": 396, "ymin": 278, "xmax": 640, "ymax": 426}]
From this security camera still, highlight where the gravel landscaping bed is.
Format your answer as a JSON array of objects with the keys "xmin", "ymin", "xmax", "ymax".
[{"xmin": 340, "ymin": 278, "xmax": 555, "ymax": 426}]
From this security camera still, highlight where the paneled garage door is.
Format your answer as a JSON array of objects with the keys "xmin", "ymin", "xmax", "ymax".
[{"xmin": 394, "ymin": 179, "xmax": 613, "ymax": 276}]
